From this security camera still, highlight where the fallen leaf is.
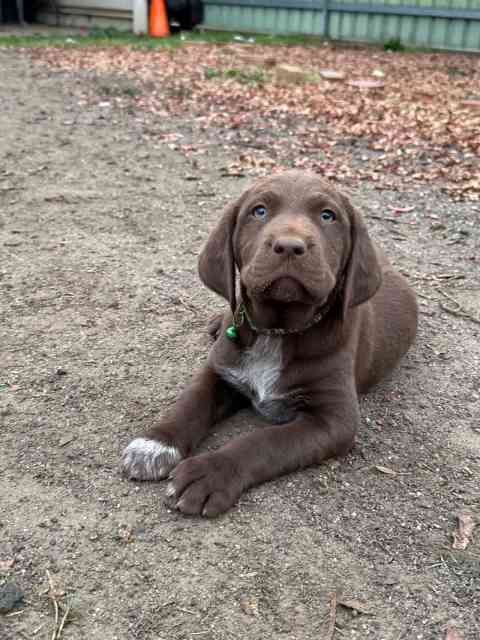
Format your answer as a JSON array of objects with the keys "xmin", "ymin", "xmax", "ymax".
[
  {"xmin": 446, "ymin": 626, "xmax": 463, "ymax": 640},
  {"xmin": 460, "ymin": 100, "xmax": 480, "ymax": 109},
  {"xmin": 319, "ymin": 69, "xmax": 345, "ymax": 81},
  {"xmin": 239, "ymin": 595, "xmax": 258, "ymax": 617},
  {"xmin": 348, "ymin": 79, "xmax": 385, "ymax": 90},
  {"xmin": 388, "ymin": 205, "xmax": 415, "ymax": 213},
  {"xmin": 0, "ymin": 559, "xmax": 15, "ymax": 572},
  {"xmin": 275, "ymin": 64, "xmax": 311, "ymax": 84},
  {"xmin": 452, "ymin": 510, "xmax": 475, "ymax": 550}
]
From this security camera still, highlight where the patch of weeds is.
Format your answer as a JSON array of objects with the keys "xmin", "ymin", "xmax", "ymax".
[
  {"xmin": 305, "ymin": 72, "xmax": 322, "ymax": 83},
  {"xmin": 384, "ymin": 38, "xmax": 405, "ymax": 52},
  {"xmin": 192, "ymin": 29, "xmax": 326, "ymax": 48},
  {"xmin": 204, "ymin": 67, "xmax": 221, "ymax": 79},
  {"xmin": 0, "ymin": 28, "xmax": 182, "ymax": 49},
  {"xmin": 203, "ymin": 66, "xmax": 268, "ymax": 84},
  {"xmin": 224, "ymin": 68, "xmax": 268, "ymax": 84},
  {"xmin": 122, "ymin": 85, "xmax": 142, "ymax": 97},
  {"xmin": 0, "ymin": 27, "xmax": 328, "ymax": 51},
  {"xmin": 98, "ymin": 82, "xmax": 142, "ymax": 97},
  {"xmin": 164, "ymin": 85, "xmax": 193, "ymax": 99},
  {"xmin": 447, "ymin": 66, "xmax": 469, "ymax": 77},
  {"xmin": 444, "ymin": 550, "xmax": 480, "ymax": 574},
  {"xmin": 87, "ymin": 27, "xmax": 124, "ymax": 39}
]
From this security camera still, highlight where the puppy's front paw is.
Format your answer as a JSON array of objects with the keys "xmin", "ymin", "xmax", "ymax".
[
  {"xmin": 122, "ymin": 437, "xmax": 182, "ymax": 481},
  {"xmin": 166, "ymin": 452, "xmax": 243, "ymax": 517}
]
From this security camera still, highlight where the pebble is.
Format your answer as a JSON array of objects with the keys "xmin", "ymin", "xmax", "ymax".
[{"xmin": 0, "ymin": 581, "xmax": 24, "ymax": 614}]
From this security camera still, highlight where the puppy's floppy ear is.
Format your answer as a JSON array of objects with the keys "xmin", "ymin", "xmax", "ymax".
[
  {"xmin": 198, "ymin": 200, "xmax": 240, "ymax": 314},
  {"xmin": 341, "ymin": 196, "xmax": 382, "ymax": 316}
]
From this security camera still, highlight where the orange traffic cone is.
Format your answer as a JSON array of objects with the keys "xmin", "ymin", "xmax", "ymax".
[{"xmin": 149, "ymin": 0, "xmax": 170, "ymax": 37}]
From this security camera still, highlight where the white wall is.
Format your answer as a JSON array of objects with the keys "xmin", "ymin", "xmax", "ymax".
[{"xmin": 36, "ymin": 0, "xmax": 134, "ymax": 31}]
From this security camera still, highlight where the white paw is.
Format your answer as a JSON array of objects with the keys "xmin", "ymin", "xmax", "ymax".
[
  {"xmin": 122, "ymin": 437, "xmax": 182, "ymax": 481},
  {"xmin": 165, "ymin": 482, "xmax": 177, "ymax": 498}
]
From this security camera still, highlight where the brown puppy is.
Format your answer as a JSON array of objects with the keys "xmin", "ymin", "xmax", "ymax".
[{"xmin": 122, "ymin": 171, "xmax": 418, "ymax": 517}]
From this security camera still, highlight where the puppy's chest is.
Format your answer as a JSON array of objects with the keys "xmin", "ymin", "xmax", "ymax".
[{"xmin": 218, "ymin": 336, "xmax": 296, "ymax": 423}]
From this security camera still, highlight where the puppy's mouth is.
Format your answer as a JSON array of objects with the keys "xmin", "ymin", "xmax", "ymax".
[{"xmin": 261, "ymin": 277, "xmax": 308, "ymax": 303}]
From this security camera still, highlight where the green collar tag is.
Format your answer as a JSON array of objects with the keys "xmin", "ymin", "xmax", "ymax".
[
  {"xmin": 225, "ymin": 303, "xmax": 261, "ymax": 340},
  {"xmin": 225, "ymin": 303, "xmax": 248, "ymax": 340},
  {"xmin": 225, "ymin": 325, "xmax": 238, "ymax": 340}
]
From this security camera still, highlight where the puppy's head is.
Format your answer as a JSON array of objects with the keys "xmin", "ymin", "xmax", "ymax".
[{"xmin": 199, "ymin": 171, "xmax": 381, "ymax": 329}]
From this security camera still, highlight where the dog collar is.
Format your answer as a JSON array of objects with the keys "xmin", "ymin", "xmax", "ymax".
[{"xmin": 226, "ymin": 294, "xmax": 339, "ymax": 340}]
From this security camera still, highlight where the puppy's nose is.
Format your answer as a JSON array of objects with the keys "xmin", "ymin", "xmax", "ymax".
[{"xmin": 273, "ymin": 236, "xmax": 307, "ymax": 257}]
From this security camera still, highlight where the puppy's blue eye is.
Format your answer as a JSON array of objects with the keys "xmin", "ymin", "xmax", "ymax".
[
  {"xmin": 252, "ymin": 205, "xmax": 268, "ymax": 220},
  {"xmin": 320, "ymin": 209, "xmax": 336, "ymax": 222}
]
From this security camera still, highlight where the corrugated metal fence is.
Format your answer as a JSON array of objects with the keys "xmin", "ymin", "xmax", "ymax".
[{"xmin": 203, "ymin": 0, "xmax": 480, "ymax": 52}]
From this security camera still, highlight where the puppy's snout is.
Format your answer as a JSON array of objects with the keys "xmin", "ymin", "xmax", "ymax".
[{"xmin": 272, "ymin": 236, "xmax": 307, "ymax": 257}]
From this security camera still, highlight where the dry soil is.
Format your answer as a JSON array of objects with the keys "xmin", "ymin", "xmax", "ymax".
[{"xmin": 1, "ymin": 47, "xmax": 479, "ymax": 640}]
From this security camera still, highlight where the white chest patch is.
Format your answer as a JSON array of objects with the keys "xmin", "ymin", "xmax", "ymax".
[{"xmin": 219, "ymin": 335, "xmax": 283, "ymax": 403}]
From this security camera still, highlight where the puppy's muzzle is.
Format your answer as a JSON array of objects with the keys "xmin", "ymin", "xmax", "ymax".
[{"xmin": 265, "ymin": 276, "xmax": 306, "ymax": 303}]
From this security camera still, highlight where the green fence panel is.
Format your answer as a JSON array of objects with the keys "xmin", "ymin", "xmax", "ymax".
[{"xmin": 203, "ymin": 0, "xmax": 480, "ymax": 52}]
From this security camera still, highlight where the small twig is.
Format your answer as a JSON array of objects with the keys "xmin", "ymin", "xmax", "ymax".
[
  {"xmin": 46, "ymin": 570, "xmax": 59, "ymax": 640},
  {"xmin": 435, "ymin": 273, "xmax": 466, "ymax": 280},
  {"xmin": 159, "ymin": 600, "xmax": 175, "ymax": 608},
  {"xmin": 56, "ymin": 598, "xmax": 71, "ymax": 640},
  {"xmin": 439, "ymin": 555, "xmax": 452, "ymax": 572},
  {"xmin": 436, "ymin": 288, "xmax": 480, "ymax": 325},
  {"xmin": 368, "ymin": 214, "xmax": 400, "ymax": 224},
  {"xmin": 411, "ymin": 272, "xmax": 465, "ymax": 283},
  {"xmin": 46, "ymin": 571, "xmax": 71, "ymax": 640},
  {"xmin": 32, "ymin": 623, "xmax": 45, "ymax": 636},
  {"xmin": 46, "ymin": 570, "xmax": 55, "ymax": 591},
  {"xmin": 172, "ymin": 296, "xmax": 200, "ymax": 314},
  {"xmin": 438, "ymin": 288, "xmax": 463, "ymax": 306},
  {"xmin": 51, "ymin": 599, "xmax": 59, "ymax": 639},
  {"xmin": 175, "ymin": 606, "xmax": 197, "ymax": 615},
  {"xmin": 389, "ymin": 230, "xmax": 408, "ymax": 239},
  {"xmin": 325, "ymin": 592, "xmax": 337, "ymax": 640},
  {"xmin": 416, "ymin": 291, "xmax": 435, "ymax": 301}
]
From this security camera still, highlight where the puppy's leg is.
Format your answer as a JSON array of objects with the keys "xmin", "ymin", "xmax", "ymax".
[
  {"xmin": 167, "ymin": 389, "xmax": 359, "ymax": 517},
  {"xmin": 122, "ymin": 366, "xmax": 245, "ymax": 481}
]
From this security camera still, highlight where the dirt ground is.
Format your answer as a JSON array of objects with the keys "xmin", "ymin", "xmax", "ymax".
[{"xmin": 1, "ymin": 44, "xmax": 479, "ymax": 640}]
